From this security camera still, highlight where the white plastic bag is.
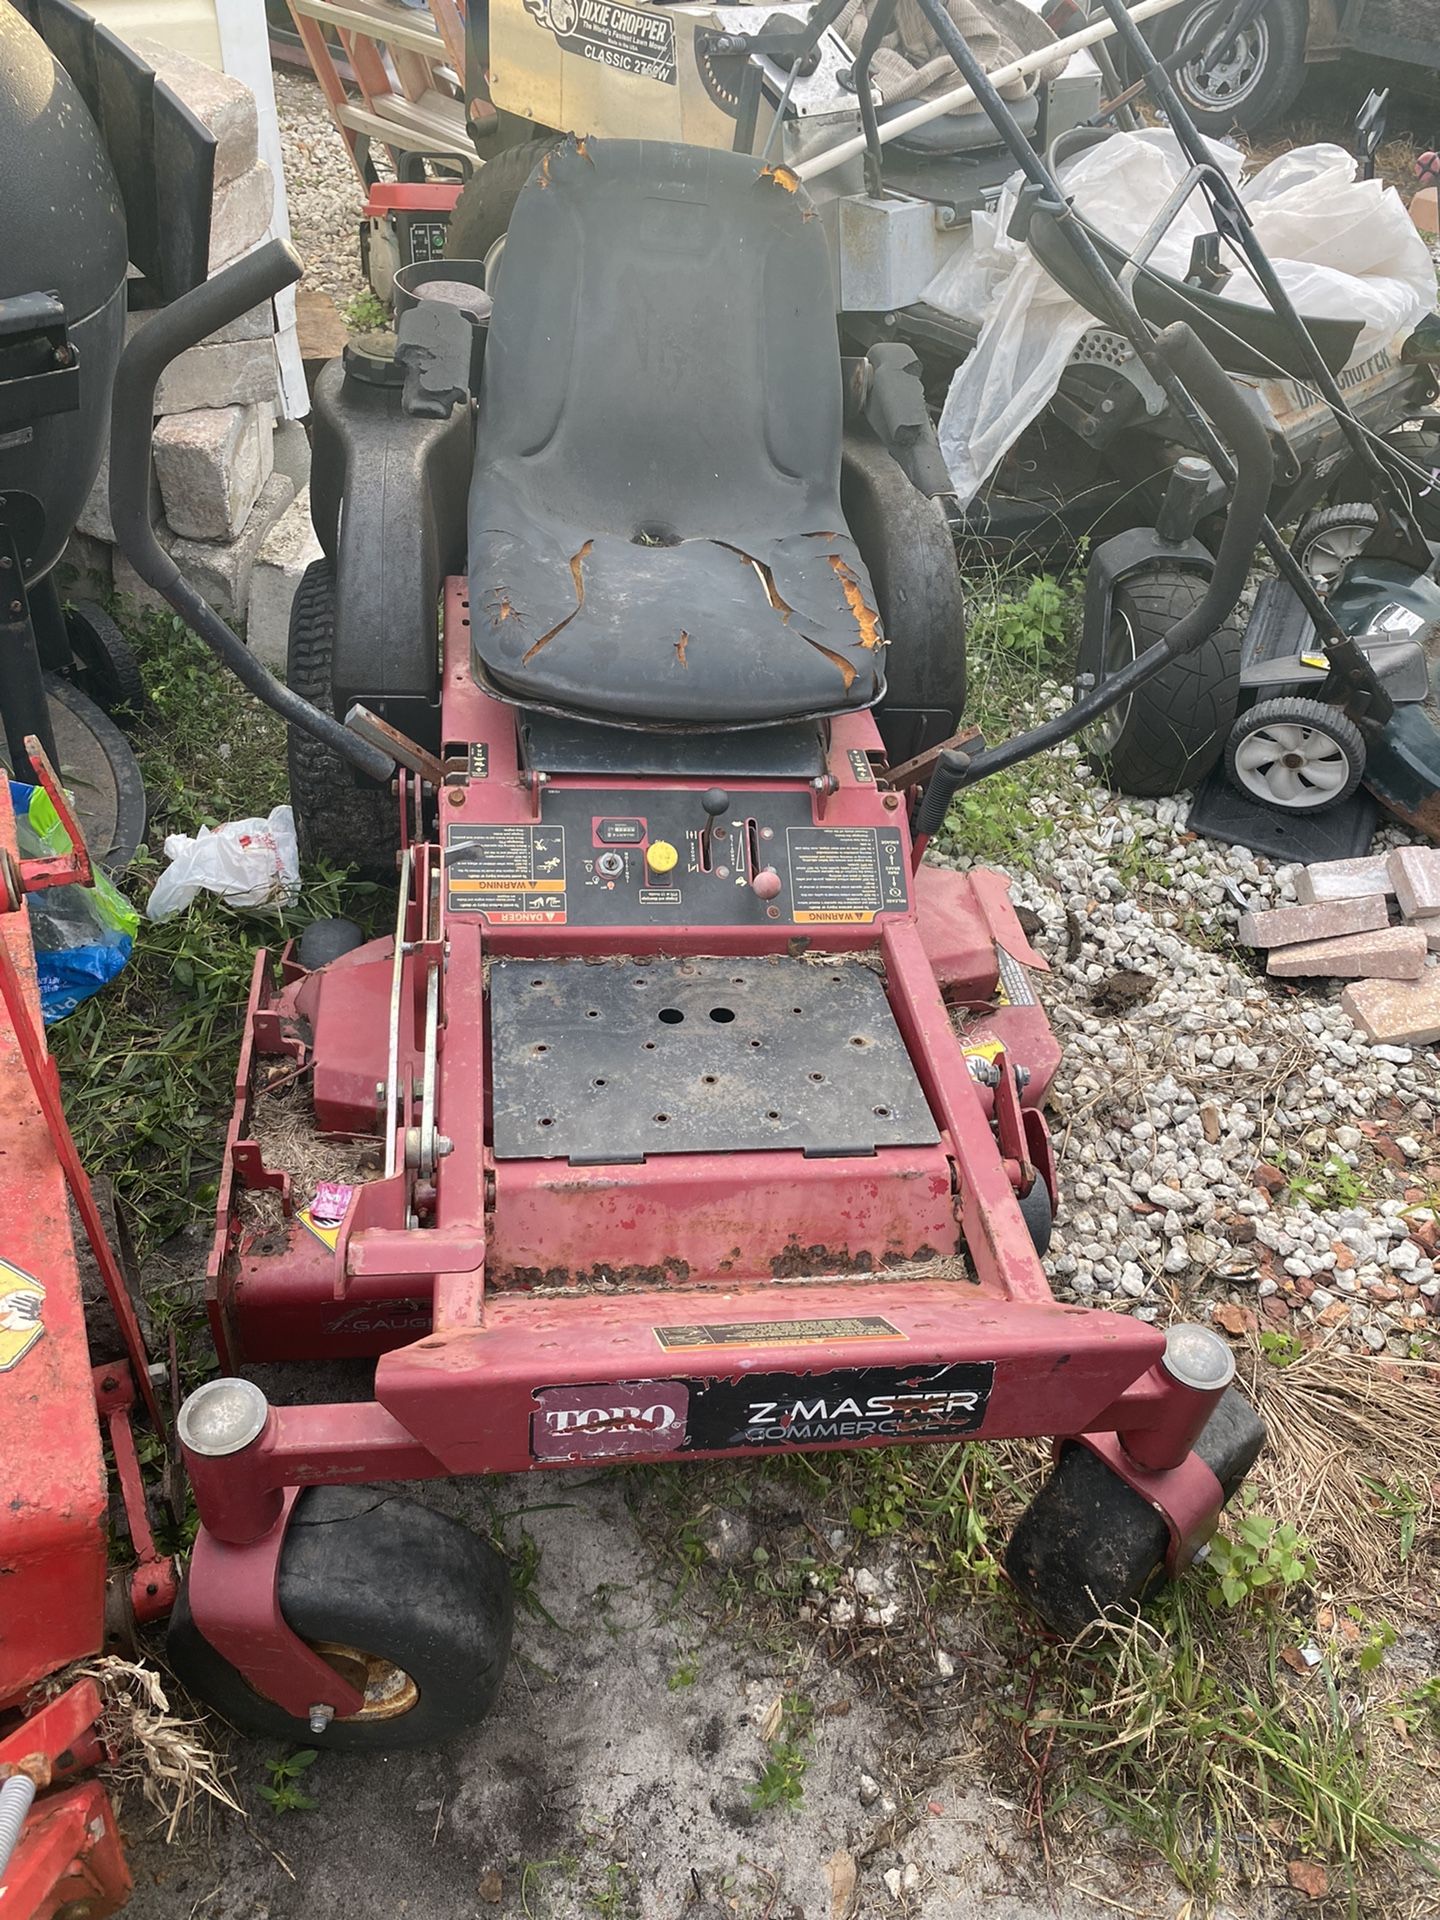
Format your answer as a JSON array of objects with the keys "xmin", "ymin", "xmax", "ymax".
[
  {"xmin": 931, "ymin": 131, "xmax": 1436, "ymax": 508},
  {"xmin": 146, "ymin": 805, "xmax": 300, "ymax": 922}
]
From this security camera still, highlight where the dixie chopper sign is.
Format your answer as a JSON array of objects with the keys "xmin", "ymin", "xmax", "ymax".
[
  {"xmin": 523, "ymin": 0, "xmax": 677, "ymax": 83},
  {"xmin": 531, "ymin": 1364, "xmax": 993, "ymax": 1462}
]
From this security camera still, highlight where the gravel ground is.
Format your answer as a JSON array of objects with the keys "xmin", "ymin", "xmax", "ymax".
[
  {"xmin": 274, "ymin": 69, "xmax": 370, "ymax": 308},
  {"xmin": 930, "ymin": 718, "xmax": 1440, "ymax": 1363}
]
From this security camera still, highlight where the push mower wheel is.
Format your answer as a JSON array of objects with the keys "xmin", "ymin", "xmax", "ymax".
[
  {"xmin": 65, "ymin": 600, "xmax": 145, "ymax": 720},
  {"xmin": 287, "ymin": 558, "xmax": 400, "ymax": 880},
  {"xmin": 1085, "ymin": 564, "xmax": 1241, "ymax": 798},
  {"xmin": 1005, "ymin": 1386, "xmax": 1266, "ymax": 1638},
  {"xmin": 1224, "ymin": 697, "xmax": 1366, "ymax": 813},
  {"xmin": 1292, "ymin": 504, "xmax": 1378, "ymax": 595},
  {"xmin": 446, "ymin": 139, "xmax": 563, "ymax": 267},
  {"xmin": 166, "ymin": 1486, "xmax": 514, "ymax": 1750}
]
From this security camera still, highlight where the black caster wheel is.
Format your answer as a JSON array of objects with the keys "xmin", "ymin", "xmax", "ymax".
[
  {"xmin": 167, "ymin": 1486, "xmax": 514, "ymax": 1750},
  {"xmin": 298, "ymin": 916, "xmax": 366, "ymax": 970},
  {"xmin": 64, "ymin": 600, "xmax": 145, "ymax": 720},
  {"xmin": 1005, "ymin": 1386, "xmax": 1266, "ymax": 1638}
]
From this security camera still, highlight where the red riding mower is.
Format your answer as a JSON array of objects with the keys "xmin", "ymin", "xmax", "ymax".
[{"xmin": 110, "ymin": 134, "xmax": 1274, "ymax": 1748}]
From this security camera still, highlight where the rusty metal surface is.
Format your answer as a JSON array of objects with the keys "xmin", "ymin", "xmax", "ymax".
[{"xmin": 488, "ymin": 955, "xmax": 939, "ymax": 1162}]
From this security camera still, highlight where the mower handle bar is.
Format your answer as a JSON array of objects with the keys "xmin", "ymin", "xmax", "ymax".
[
  {"xmin": 108, "ymin": 239, "xmax": 396, "ymax": 785},
  {"xmin": 916, "ymin": 321, "xmax": 1272, "ymax": 829}
]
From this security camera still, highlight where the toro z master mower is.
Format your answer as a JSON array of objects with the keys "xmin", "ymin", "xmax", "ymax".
[{"xmin": 111, "ymin": 117, "xmax": 1278, "ymax": 1746}]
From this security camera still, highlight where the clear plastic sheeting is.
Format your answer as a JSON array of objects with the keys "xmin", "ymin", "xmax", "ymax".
[{"xmin": 930, "ymin": 131, "xmax": 1438, "ymax": 507}]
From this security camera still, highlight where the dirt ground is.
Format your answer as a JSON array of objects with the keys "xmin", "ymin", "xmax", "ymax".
[{"xmin": 117, "ymin": 1461, "xmax": 1201, "ymax": 1920}]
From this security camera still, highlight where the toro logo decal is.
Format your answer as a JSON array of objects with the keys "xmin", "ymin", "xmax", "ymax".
[
  {"xmin": 522, "ymin": 0, "xmax": 677, "ymax": 84},
  {"xmin": 532, "ymin": 1381, "xmax": 688, "ymax": 1461},
  {"xmin": 0, "ymin": 1258, "xmax": 45, "ymax": 1372}
]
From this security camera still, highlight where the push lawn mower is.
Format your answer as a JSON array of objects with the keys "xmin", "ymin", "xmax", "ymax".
[{"xmin": 102, "ymin": 44, "xmax": 1293, "ymax": 1740}]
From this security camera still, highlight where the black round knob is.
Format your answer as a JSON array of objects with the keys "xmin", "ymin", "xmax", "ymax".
[{"xmin": 701, "ymin": 787, "xmax": 730, "ymax": 818}]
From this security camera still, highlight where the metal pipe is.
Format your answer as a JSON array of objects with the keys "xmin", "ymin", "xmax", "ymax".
[
  {"xmin": 108, "ymin": 239, "xmax": 395, "ymax": 784},
  {"xmin": 383, "ymin": 849, "xmax": 413, "ymax": 1180},
  {"xmin": 795, "ymin": 0, "xmax": 1188, "ymax": 183},
  {"xmin": 0, "ymin": 1774, "xmax": 37, "ymax": 1877}
]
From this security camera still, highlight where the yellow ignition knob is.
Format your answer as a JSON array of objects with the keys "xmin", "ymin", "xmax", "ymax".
[{"xmin": 646, "ymin": 839, "xmax": 679, "ymax": 875}]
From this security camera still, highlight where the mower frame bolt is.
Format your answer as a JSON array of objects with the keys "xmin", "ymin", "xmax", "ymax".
[{"xmin": 308, "ymin": 1704, "xmax": 334, "ymax": 1734}]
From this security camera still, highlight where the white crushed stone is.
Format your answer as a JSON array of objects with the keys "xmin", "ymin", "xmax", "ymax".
[
  {"xmin": 930, "ymin": 713, "xmax": 1440, "ymax": 1362},
  {"xmin": 274, "ymin": 69, "xmax": 371, "ymax": 307}
]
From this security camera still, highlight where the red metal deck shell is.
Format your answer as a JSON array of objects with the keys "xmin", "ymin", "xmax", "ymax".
[{"xmin": 0, "ymin": 794, "xmax": 107, "ymax": 1709}]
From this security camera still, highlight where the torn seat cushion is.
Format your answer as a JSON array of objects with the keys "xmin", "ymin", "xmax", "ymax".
[{"xmin": 468, "ymin": 138, "xmax": 887, "ymax": 728}]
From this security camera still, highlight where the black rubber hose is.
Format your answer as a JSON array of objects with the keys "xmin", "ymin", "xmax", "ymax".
[
  {"xmin": 946, "ymin": 321, "xmax": 1274, "ymax": 790},
  {"xmin": 108, "ymin": 238, "xmax": 394, "ymax": 785}
]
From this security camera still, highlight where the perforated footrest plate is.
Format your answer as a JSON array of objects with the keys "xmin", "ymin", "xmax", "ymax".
[{"xmin": 488, "ymin": 955, "xmax": 939, "ymax": 1164}]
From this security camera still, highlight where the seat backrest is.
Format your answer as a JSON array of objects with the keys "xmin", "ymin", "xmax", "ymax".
[{"xmin": 474, "ymin": 138, "xmax": 845, "ymax": 551}]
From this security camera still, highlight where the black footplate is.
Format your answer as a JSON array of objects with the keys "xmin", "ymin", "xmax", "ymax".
[{"xmin": 488, "ymin": 955, "xmax": 939, "ymax": 1164}]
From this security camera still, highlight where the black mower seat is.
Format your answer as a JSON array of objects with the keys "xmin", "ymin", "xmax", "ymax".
[{"xmin": 468, "ymin": 138, "xmax": 887, "ymax": 729}]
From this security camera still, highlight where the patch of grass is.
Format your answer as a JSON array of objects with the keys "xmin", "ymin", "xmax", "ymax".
[
  {"xmin": 49, "ymin": 605, "xmax": 378, "ymax": 1252},
  {"xmin": 667, "ymin": 1655, "xmax": 699, "ymax": 1690}
]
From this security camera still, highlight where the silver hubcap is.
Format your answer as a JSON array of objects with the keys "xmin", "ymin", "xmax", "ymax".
[
  {"xmin": 1177, "ymin": 4, "xmax": 1269, "ymax": 110},
  {"xmin": 1232, "ymin": 721, "xmax": 1353, "ymax": 808}
]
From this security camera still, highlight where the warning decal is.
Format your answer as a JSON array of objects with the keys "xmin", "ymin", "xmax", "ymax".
[
  {"xmin": 785, "ymin": 827, "xmax": 907, "ymax": 924},
  {"xmin": 523, "ymin": 0, "xmax": 677, "ymax": 83},
  {"xmin": 0, "ymin": 1257, "xmax": 45, "ymax": 1373},
  {"xmin": 447, "ymin": 823, "xmax": 567, "ymax": 922}
]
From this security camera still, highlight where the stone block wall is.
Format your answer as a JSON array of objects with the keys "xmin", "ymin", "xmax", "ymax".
[{"xmin": 67, "ymin": 38, "xmax": 319, "ymax": 670}]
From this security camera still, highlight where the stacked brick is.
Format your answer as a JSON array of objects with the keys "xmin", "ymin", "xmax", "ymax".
[{"xmin": 1242, "ymin": 848, "xmax": 1440, "ymax": 1046}]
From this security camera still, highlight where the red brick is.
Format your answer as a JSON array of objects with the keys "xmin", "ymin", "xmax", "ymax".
[
  {"xmin": 1237, "ymin": 895, "xmax": 1388, "ymax": 949},
  {"xmin": 1388, "ymin": 847, "xmax": 1440, "ymax": 921},
  {"xmin": 1267, "ymin": 927, "xmax": 1427, "ymax": 979},
  {"xmin": 1342, "ymin": 972, "xmax": 1440, "ymax": 1045},
  {"xmin": 1294, "ymin": 855, "xmax": 1395, "ymax": 904}
]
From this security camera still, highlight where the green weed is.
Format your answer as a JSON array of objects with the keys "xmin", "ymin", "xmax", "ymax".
[
  {"xmin": 341, "ymin": 287, "xmax": 390, "ymax": 332},
  {"xmin": 258, "ymin": 1748, "xmax": 318, "ymax": 1814},
  {"xmin": 1287, "ymin": 1154, "xmax": 1366, "ymax": 1210},
  {"xmin": 1206, "ymin": 1504, "xmax": 1314, "ymax": 1609},
  {"xmin": 1259, "ymin": 1329, "xmax": 1306, "ymax": 1369}
]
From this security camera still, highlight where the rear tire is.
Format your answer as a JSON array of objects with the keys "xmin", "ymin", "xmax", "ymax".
[
  {"xmin": 166, "ymin": 1486, "xmax": 514, "ymax": 1751},
  {"xmin": 842, "ymin": 433, "xmax": 966, "ymax": 765},
  {"xmin": 65, "ymin": 601, "xmax": 145, "ymax": 721},
  {"xmin": 1005, "ymin": 1386, "xmax": 1266, "ymax": 1637},
  {"xmin": 287, "ymin": 558, "xmax": 399, "ymax": 880},
  {"xmin": 446, "ymin": 138, "xmax": 564, "ymax": 266},
  {"xmin": 1086, "ymin": 565, "xmax": 1241, "ymax": 798}
]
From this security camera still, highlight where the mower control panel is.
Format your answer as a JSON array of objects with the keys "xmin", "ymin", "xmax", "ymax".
[{"xmin": 445, "ymin": 789, "xmax": 910, "ymax": 929}]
